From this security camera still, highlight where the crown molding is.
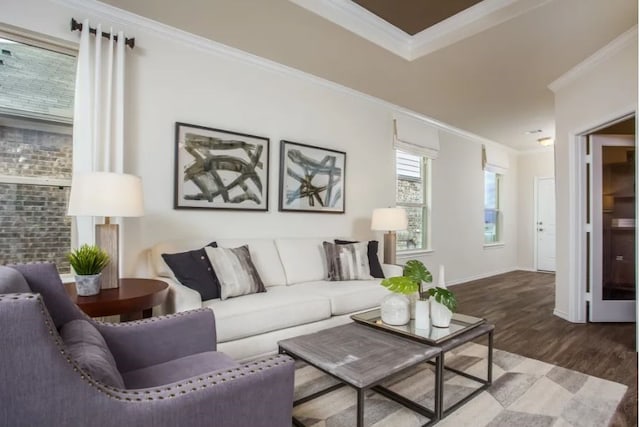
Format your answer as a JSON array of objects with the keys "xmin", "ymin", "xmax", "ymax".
[
  {"xmin": 289, "ymin": 0, "xmax": 550, "ymax": 61},
  {"xmin": 548, "ymin": 25, "xmax": 638, "ymax": 93}
]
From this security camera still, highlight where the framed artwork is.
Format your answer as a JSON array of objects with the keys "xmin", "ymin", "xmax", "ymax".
[
  {"xmin": 279, "ymin": 140, "xmax": 346, "ymax": 213},
  {"xmin": 174, "ymin": 122, "xmax": 269, "ymax": 211}
]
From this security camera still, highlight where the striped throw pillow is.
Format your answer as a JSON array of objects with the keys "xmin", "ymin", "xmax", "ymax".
[
  {"xmin": 323, "ymin": 241, "xmax": 373, "ymax": 281},
  {"xmin": 204, "ymin": 245, "xmax": 266, "ymax": 300}
]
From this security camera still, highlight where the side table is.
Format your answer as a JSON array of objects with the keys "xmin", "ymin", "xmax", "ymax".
[{"xmin": 65, "ymin": 278, "xmax": 169, "ymax": 321}]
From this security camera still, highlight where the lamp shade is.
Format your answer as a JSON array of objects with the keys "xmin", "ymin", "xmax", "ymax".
[
  {"xmin": 68, "ymin": 172, "xmax": 144, "ymax": 217},
  {"xmin": 371, "ymin": 207, "xmax": 408, "ymax": 231}
]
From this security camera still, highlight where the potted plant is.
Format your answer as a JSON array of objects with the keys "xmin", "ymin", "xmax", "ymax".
[
  {"xmin": 380, "ymin": 260, "xmax": 432, "ymax": 327},
  {"xmin": 428, "ymin": 286, "xmax": 457, "ymax": 328},
  {"xmin": 68, "ymin": 244, "xmax": 110, "ymax": 296}
]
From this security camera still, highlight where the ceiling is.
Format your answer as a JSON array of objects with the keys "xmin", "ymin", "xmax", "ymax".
[{"xmin": 100, "ymin": 0, "xmax": 637, "ymax": 151}]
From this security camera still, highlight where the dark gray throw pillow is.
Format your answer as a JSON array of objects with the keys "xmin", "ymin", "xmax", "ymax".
[
  {"xmin": 335, "ymin": 239, "xmax": 385, "ymax": 278},
  {"xmin": 162, "ymin": 242, "xmax": 220, "ymax": 301},
  {"xmin": 60, "ymin": 319, "xmax": 125, "ymax": 389}
]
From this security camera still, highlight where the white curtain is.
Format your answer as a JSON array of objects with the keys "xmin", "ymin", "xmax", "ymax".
[
  {"xmin": 72, "ymin": 19, "xmax": 127, "ymax": 247},
  {"xmin": 482, "ymin": 144, "xmax": 510, "ymax": 174},
  {"xmin": 392, "ymin": 112, "xmax": 440, "ymax": 159}
]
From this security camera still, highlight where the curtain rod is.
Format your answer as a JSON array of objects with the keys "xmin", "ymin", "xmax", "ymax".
[{"xmin": 70, "ymin": 18, "xmax": 135, "ymax": 49}]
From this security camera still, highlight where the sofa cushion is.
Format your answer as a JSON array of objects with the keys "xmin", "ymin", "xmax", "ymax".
[
  {"xmin": 335, "ymin": 239, "xmax": 384, "ymax": 278},
  {"xmin": 121, "ymin": 351, "xmax": 239, "ymax": 389},
  {"xmin": 275, "ymin": 238, "xmax": 330, "ymax": 284},
  {"xmin": 323, "ymin": 241, "xmax": 373, "ymax": 281},
  {"xmin": 60, "ymin": 319, "xmax": 125, "ymax": 389},
  {"xmin": 205, "ymin": 246, "xmax": 266, "ymax": 300},
  {"xmin": 161, "ymin": 242, "xmax": 219, "ymax": 301},
  {"xmin": 291, "ymin": 280, "xmax": 391, "ymax": 316},
  {"xmin": 203, "ymin": 286, "xmax": 331, "ymax": 342},
  {"xmin": 216, "ymin": 239, "xmax": 287, "ymax": 287}
]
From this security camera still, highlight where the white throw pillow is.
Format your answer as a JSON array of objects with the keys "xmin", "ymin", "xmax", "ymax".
[
  {"xmin": 323, "ymin": 241, "xmax": 373, "ymax": 281},
  {"xmin": 204, "ymin": 245, "xmax": 266, "ymax": 300}
]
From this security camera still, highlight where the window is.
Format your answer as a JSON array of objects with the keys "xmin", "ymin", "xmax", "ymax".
[
  {"xmin": 396, "ymin": 150, "xmax": 431, "ymax": 251},
  {"xmin": 484, "ymin": 170, "xmax": 503, "ymax": 244},
  {"xmin": 0, "ymin": 34, "xmax": 76, "ymax": 272}
]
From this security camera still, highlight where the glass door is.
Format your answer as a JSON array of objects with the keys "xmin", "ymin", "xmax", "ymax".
[{"xmin": 590, "ymin": 135, "xmax": 636, "ymax": 322}]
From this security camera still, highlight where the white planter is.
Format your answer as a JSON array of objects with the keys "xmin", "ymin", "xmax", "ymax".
[
  {"xmin": 408, "ymin": 292, "xmax": 419, "ymax": 319},
  {"xmin": 380, "ymin": 293, "xmax": 410, "ymax": 326},
  {"xmin": 75, "ymin": 273, "xmax": 102, "ymax": 296},
  {"xmin": 414, "ymin": 299, "xmax": 430, "ymax": 330},
  {"xmin": 430, "ymin": 298, "xmax": 453, "ymax": 328}
]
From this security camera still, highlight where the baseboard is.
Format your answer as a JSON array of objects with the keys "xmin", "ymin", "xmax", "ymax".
[
  {"xmin": 447, "ymin": 266, "xmax": 519, "ymax": 287},
  {"xmin": 516, "ymin": 266, "xmax": 537, "ymax": 272},
  {"xmin": 553, "ymin": 308, "xmax": 570, "ymax": 321}
]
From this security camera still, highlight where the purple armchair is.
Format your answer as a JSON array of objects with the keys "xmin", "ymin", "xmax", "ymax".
[{"xmin": 0, "ymin": 263, "xmax": 295, "ymax": 427}]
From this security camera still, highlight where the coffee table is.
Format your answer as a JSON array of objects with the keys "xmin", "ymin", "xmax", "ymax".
[
  {"xmin": 352, "ymin": 309, "xmax": 494, "ymax": 420},
  {"xmin": 278, "ymin": 323, "xmax": 443, "ymax": 427}
]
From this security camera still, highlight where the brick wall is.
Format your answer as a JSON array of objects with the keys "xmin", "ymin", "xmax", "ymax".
[{"xmin": 0, "ymin": 125, "xmax": 72, "ymax": 272}]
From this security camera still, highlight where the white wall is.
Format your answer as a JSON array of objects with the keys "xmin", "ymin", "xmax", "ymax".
[
  {"xmin": 4, "ymin": 0, "xmax": 518, "ymax": 284},
  {"xmin": 517, "ymin": 149, "xmax": 555, "ymax": 270},
  {"xmin": 551, "ymin": 29, "xmax": 637, "ymax": 321}
]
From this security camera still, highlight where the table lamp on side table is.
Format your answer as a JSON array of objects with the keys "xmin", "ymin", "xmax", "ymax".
[
  {"xmin": 371, "ymin": 207, "xmax": 408, "ymax": 265},
  {"xmin": 67, "ymin": 172, "xmax": 144, "ymax": 289}
]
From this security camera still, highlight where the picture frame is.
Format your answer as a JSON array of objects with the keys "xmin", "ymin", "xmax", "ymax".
[
  {"xmin": 279, "ymin": 140, "xmax": 346, "ymax": 213},
  {"xmin": 174, "ymin": 122, "xmax": 269, "ymax": 211}
]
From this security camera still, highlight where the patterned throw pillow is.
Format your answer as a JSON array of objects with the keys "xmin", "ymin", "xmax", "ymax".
[
  {"xmin": 323, "ymin": 241, "xmax": 373, "ymax": 281},
  {"xmin": 334, "ymin": 239, "xmax": 385, "ymax": 278},
  {"xmin": 204, "ymin": 245, "xmax": 266, "ymax": 300}
]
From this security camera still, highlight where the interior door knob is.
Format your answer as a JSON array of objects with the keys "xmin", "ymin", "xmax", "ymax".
[{"xmin": 538, "ymin": 228, "xmax": 544, "ymax": 232}]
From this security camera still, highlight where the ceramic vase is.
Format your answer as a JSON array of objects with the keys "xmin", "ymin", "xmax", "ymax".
[
  {"xmin": 75, "ymin": 273, "xmax": 102, "ymax": 296},
  {"xmin": 430, "ymin": 298, "xmax": 452, "ymax": 328},
  {"xmin": 380, "ymin": 293, "xmax": 410, "ymax": 326},
  {"xmin": 414, "ymin": 299, "xmax": 430, "ymax": 330}
]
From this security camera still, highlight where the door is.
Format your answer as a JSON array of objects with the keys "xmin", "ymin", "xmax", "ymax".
[
  {"xmin": 536, "ymin": 177, "xmax": 556, "ymax": 272},
  {"xmin": 590, "ymin": 135, "xmax": 636, "ymax": 322}
]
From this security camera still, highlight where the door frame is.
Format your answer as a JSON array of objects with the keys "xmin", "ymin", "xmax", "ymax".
[
  {"xmin": 567, "ymin": 108, "xmax": 636, "ymax": 323},
  {"xmin": 534, "ymin": 176, "xmax": 555, "ymax": 272}
]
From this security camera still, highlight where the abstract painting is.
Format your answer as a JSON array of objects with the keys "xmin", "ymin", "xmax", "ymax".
[
  {"xmin": 174, "ymin": 123, "xmax": 269, "ymax": 210},
  {"xmin": 279, "ymin": 140, "xmax": 345, "ymax": 213}
]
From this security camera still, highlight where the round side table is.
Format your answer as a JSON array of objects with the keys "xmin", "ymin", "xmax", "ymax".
[{"xmin": 65, "ymin": 278, "xmax": 169, "ymax": 321}]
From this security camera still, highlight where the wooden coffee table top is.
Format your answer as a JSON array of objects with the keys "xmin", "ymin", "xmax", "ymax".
[
  {"xmin": 65, "ymin": 278, "xmax": 168, "ymax": 318},
  {"xmin": 278, "ymin": 323, "xmax": 441, "ymax": 388}
]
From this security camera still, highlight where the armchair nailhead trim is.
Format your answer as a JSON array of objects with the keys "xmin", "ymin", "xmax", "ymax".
[{"xmin": 2, "ymin": 294, "xmax": 294, "ymax": 402}]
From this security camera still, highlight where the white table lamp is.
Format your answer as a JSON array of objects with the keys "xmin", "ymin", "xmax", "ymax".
[
  {"xmin": 68, "ymin": 172, "xmax": 144, "ymax": 289},
  {"xmin": 371, "ymin": 207, "xmax": 408, "ymax": 264}
]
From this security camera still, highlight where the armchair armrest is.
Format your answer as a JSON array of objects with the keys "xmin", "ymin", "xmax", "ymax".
[
  {"xmin": 154, "ymin": 276, "xmax": 203, "ymax": 314},
  {"xmin": 382, "ymin": 263, "xmax": 403, "ymax": 277},
  {"xmin": 96, "ymin": 308, "xmax": 217, "ymax": 373}
]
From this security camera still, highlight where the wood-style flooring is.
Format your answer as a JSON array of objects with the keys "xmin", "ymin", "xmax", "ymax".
[{"xmin": 453, "ymin": 270, "xmax": 637, "ymax": 427}]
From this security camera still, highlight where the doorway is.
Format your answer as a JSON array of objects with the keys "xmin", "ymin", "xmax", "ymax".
[
  {"xmin": 535, "ymin": 177, "xmax": 556, "ymax": 272},
  {"xmin": 587, "ymin": 118, "xmax": 636, "ymax": 322}
]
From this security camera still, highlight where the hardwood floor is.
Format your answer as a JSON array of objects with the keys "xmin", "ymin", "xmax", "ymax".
[{"xmin": 453, "ymin": 270, "xmax": 637, "ymax": 427}]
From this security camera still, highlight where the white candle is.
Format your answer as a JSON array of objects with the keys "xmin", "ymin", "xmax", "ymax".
[{"xmin": 438, "ymin": 264, "xmax": 446, "ymax": 287}]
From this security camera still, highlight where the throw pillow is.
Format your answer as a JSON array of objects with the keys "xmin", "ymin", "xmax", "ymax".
[
  {"xmin": 204, "ymin": 245, "xmax": 266, "ymax": 300},
  {"xmin": 60, "ymin": 319, "xmax": 125, "ymax": 389},
  {"xmin": 334, "ymin": 239, "xmax": 385, "ymax": 278},
  {"xmin": 162, "ymin": 242, "xmax": 220, "ymax": 301},
  {"xmin": 323, "ymin": 241, "xmax": 373, "ymax": 281}
]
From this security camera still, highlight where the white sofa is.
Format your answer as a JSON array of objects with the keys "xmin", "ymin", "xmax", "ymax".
[{"xmin": 150, "ymin": 237, "xmax": 401, "ymax": 361}]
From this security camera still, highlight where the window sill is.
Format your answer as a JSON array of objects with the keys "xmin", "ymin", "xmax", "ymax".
[
  {"xmin": 397, "ymin": 249, "xmax": 434, "ymax": 257},
  {"xmin": 483, "ymin": 242, "xmax": 505, "ymax": 249}
]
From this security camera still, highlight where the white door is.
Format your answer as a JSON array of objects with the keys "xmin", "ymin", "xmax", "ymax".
[
  {"xmin": 536, "ymin": 177, "xmax": 556, "ymax": 272},
  {"xmin": 590, "ymin": 135, "xmax": 636, "ymax": 322}
]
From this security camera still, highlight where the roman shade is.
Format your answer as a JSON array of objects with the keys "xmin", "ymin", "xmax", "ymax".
[
  {"xmin": 393, "ymin": 112, "xmax": 440, "ymax": 159},
  {"xmin": 482, "ymin": 144, "xmax": 510, "ymax": 174}
]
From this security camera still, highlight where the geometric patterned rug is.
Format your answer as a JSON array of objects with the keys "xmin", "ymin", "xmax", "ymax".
[{"xmin": 292, "ymin": 342, "xmax": 627, "ymax": 427}]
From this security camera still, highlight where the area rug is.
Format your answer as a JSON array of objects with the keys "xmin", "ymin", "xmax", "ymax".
[{"xmin": 292, "ymin": 342, "xmax": 627, "ymax": 427}]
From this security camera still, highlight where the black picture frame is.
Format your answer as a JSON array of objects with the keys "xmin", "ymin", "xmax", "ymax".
[
  {"xmin": 174, "ymin": 122, "xmax": 269, "ymax": 211},
  {"xmin": 279, "ymin": 140, "xmax": 346, "ymax": 213}
]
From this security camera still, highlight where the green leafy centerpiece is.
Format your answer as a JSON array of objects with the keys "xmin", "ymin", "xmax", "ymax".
[{"xmin": 68, "ymin": 244, "xmax": 110, "ymax": 296}]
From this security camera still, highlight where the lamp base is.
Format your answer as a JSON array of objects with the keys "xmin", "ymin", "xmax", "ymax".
[
  {"xmin": 96, "ymin": 223, "xmax": 119, "ymax": 289},
  {"xmin": 383, "ymin": 231, "xmax": 397, "ymax": 265}
]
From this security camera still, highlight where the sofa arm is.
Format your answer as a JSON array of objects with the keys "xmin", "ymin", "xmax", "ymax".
[
  {"xmin": 155, "ymin": 276, "xmax": 203, "ymax": 314},
  {"xmin": 382, "ymin": 263, "xmax": 403, "ymax": 277},
  {"xmin": 96, "ymin": 309, "xmax": 217, "ymax": 373}
]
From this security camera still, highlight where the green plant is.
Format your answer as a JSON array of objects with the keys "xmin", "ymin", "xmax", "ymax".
[
  {"xmin": 428, "ymin": 287, "xmax": 457, "ymax": 312},
  {"xmin": 380, "ymin": 260, "xmax": 433, "ymax": 300},
  {"xmin": 68, "ymin": 244, "xmax": 110, "ymax": 275}
]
